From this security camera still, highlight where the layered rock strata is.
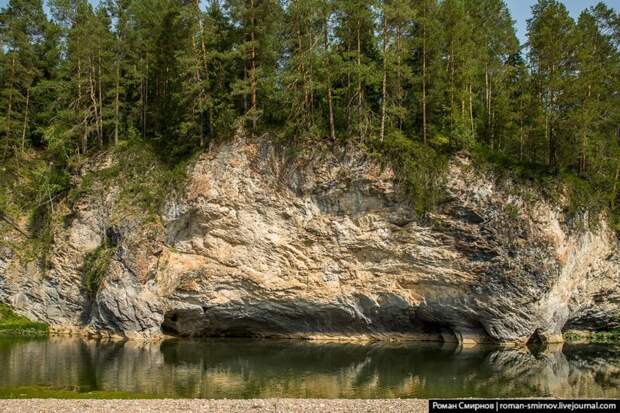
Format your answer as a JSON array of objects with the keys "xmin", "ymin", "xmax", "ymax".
[{"xmin": 1, "ymin": 136, "xmax": 618, "ymax": 344}]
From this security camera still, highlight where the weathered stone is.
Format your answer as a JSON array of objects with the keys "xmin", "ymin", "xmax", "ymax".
[{"xmin": 0, "ymin": 135, "xmax": 618, "ymax": 344}]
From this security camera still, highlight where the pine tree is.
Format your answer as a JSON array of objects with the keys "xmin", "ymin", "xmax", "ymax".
[
  {"xmin": 228, "ymin": 0, "xmax": 284, "ymax": 133},
  {"xmin": 0, "ymin": 0, "xmax": 48, "ymax": 157},
  {"xmin": 527, "ymin": 0, "xmax": 576, "ymax": 171},
  {"xmin": 282, "ymin": 0, "xmax": 325, "ymax": 140},
  {"xmin": 105, "ymin": 0, "xmax": 131, "ymax": 146},
  {"xmin": 380, "ymin": 0, "xmax": 415, "ymax": 141},
  {"xmin": 468, "ymin": 0, "xmax": 518, "ymax": 150},
  {"xmin": 334, "ymin": 0, "xmax": 378, "ymax": 139},
  {"xmin": 202, "ymin": 0, "xmax": 239, "ymax": 139},
  {"xmin": 438, "ymin": 0, "xmax": 477, "ymax": 148},
  {"xmin": 409, "ymin": 0, "xmax": 440, "ymax": 143}
]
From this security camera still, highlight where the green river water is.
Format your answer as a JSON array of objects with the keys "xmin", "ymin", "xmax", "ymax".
[{"xmin": 0, "ymin": 337, "xmax": 618, "ymax": 399}]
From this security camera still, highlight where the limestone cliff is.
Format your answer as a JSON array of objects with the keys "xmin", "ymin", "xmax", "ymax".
[{"xmin": 0, "ymin": 136, "xmax": 618, "ymax": 344}]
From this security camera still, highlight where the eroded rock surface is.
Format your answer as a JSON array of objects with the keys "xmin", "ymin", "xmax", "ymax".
[{"xmin": 1, "ymin": 136, "xmax": 619, "ymax": 344}]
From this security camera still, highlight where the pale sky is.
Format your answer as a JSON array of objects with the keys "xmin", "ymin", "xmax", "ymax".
[
  {"xmin": 506, "ymin": 0, "xmax": 618, "ymax": 42},
  {"xmin": 0, "ymin": 0, "xmax": 618, "ymax": 45}
]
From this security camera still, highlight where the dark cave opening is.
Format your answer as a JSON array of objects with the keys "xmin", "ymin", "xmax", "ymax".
[{"xmin": 526, "ymin": 328, "xmax": 549, "ymax": 353}]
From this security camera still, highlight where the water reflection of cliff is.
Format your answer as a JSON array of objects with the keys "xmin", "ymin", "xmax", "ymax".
[{"xmin": 0, "ymin": 338, "xmax": 618, "ymax": 398}]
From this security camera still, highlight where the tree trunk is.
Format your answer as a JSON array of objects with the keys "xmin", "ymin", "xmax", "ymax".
[
  {"xmin": 547, "ymin": 65, "xmax": 557, "ymax": 170},
  {"xmin": 485, "ymin": 65, "xmax": 490, "ymax": 140},
  {"xmin": 194, "ymin": 0, "xmax": 210, "ymax": 141},
  {"xmin": 612, "ymin": 163, "xmax": 620, "ymax": 209},
  {"xmin": 0, "ymin": 211, "xmax": 29, "ymax": 238},
  {"xmin": 114, "ymin": 59, "xmax": 120, "ymax": 145},
  {"xmin": 396, "ymin": 24, "xmax": 402, "ymax": 131},
  {"xmin": 380, "ymin": 11, "xmax": 388, "ymax": 142},
  {"xmin": 298, "ymin": 28, "xmax": 308, "ymax": 110},
  {"xmin": 547, "ymin": 112, "xmax": 556, "ymax": 169},
  {"xmin": 324, "ymin": 14, "xmax": 335, "ymax": 141},
  {"xmin": 356, "ymin": 18, "xmax": 362, "ymax": 136},
  {"xmin": 88, "ymin": 57, "xmax": 102, "ymax": 149},
  {"xmin": 488, "ymin": 73, "xmax": 494, "ymax": 148},
  {"xmin": 421, "ymin": 3, "xmax": 427, "ymax": 144},
  {"xmin": 140, "ymin": 71, "xmax": 144, "ymax": 139},
  {"xmin": 519, "ymin": 109, "xmax": 524, "ymax": 161},
  {"xmin": 98, "ymin": 49, "xmax": 104, "ymax": 145},
  {"xmin": 469, "ymin": 83, "xmax": 474, "ymax": 137},
  {"xmin": 195, "ymin": 0, "xmax": 209, "ymax": 78},
  {"xmin": 191, "ymin": 34, "xmax": 205, "ymax": 147},
  {"xmin": 144, "ymin": 55, "xmax": 149, "ymax": 139},
  {"xmin": 20, "ymin": 87, "xmax": 30, "ymax": 153},
  {"xmin": 78, "ymin": 56, "xmax": 88, "ymax": 154},
  {"xmin": 5, "ymin": 53, "xmax": 16, "ymax": 151},
  {"xmin": 449, "ymin": 42, "xmax": 455, "ymax": 129},
  {"xmin": 250, "ymin": 0, "xmax": 257, "ymax": 132},
  {"xmin": 580, "ymin": 84, "xmax": 592, "ymax": 175}
]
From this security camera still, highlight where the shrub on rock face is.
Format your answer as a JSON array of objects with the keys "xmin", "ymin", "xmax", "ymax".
[
  {"xmin": 369, "ymin": 130, "xmax": 448, "ymax": 214},
  {"xmin": 82, "ymin": 245, "xmax": 116, "ymax": 299}
]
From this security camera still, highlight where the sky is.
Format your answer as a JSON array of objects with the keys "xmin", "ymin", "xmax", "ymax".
[
  {"xmin": 0, "ymin": 0, "xmax": 617, "ymax": 44},
  {"xmin": 506, "ymin": 0, "xmax": 617, "ymax": 42}
]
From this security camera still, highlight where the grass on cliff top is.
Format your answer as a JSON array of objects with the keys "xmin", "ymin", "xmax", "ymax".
[
  {"xmin": 0, "ymin": 386, "xmax": 160, "ymax": 399},
  {"xmin": 0, "ymin": 304, "xmax": 48, "ymax": 337}
]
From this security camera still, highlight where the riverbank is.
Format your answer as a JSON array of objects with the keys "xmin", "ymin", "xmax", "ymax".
[
  {"xmin": 2, "ymin": 302, "xmax": 620, "ymax": 345},
  {"xmin": 0, "ymin": 399, "xmax": 427, "ymax": 413},
  {"xmin": 0, "ymin": 305, "xmax": 48, "ymax": 337},
  {"xmin": 563, "ymin": 330, "xmax": 620, "ymax": 344}
]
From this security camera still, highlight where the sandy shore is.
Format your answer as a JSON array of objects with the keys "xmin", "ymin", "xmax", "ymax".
[{"xmin": 0, "ymin": 399, "xmax": 428, "ymax": 412}]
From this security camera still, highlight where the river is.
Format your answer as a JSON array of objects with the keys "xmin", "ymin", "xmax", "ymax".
[{"xmin": 0, "ymin": 337, "xmax": 618, "ymax": 398}]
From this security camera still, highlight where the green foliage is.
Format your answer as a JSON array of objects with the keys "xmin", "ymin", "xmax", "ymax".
[
  {"xmin": 111, "ymin": 140, "xmax": 192, "ymax": 218},
  {"xmin": 472, "ymin": 144, "xmax": 619, "ymax": 229},
  {"xmin": 0, "ymin": 0, "xmax": 619, "ymax": 234},
  {"xmin": 504, "ymin": 203, "xmax": 520, "ymax": 221},
  {"xmin": 0, "ymin": 152, "xmax": 69, "ymax": 263},
  {"xmin": 81, "ymin": 244, "xmax": 116, "ymax": 298},
  {"xmin": 69, "ymin": 139, "xmax": 191, "ymax": 221},
  {"xmin": 370, "ymin": 131, "xmax": 448, "ymax": 214},
  {"xmin": 0, "ymin": 304, "xmax": 49, "ymax": 336},
  {"xmin": 564, "ymin": 329, "xmax": 620, "ymax": 344}
]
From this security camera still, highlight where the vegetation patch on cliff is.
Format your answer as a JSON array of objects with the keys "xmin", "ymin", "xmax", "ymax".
[
  {"xmin": 69, "ymin": 139, "xmax": 194, "ymax": 224},
  {"xmin": 472, "ymin": 146, "xmax": 620, "ymax": 231},
  {"xmin": 369, "ymin": 132, "xmax": 449, "ymax": 214},
  {"xmin": 81, "ymin": 245, "xmax": 117, "ymax": 298},
  {"xmin": 0, "ymin": 304, "xmax": 48, "ymax": 336}
]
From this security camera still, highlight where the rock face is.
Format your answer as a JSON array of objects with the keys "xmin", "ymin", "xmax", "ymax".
[{"xmin": 1, "ymin": 136, "xmax": 619, "ymax": 344}]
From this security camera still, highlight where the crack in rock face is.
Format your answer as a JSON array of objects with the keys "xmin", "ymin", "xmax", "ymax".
[{"xmin": 1, "ymin": 136, "xmax": 619, "ymax": 345}]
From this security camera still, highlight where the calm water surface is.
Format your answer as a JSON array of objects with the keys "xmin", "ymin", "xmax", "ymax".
[{"xmin": 0, "ymin": 337, "xmax": 618, "ymax": 398}]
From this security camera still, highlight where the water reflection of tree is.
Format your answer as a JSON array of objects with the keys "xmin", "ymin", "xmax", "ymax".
[
  {"xmin": 1, "ymin": 338, "xmax": 619, "ymax": 398},
  {"xmin": 155, "ymin": 340, "xmax": 620, "ymax": 398}
]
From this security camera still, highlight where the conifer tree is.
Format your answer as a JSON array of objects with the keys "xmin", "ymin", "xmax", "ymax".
[
  {"xmin": 334, "ymin": 0, "xmax": 378, "ymax": 139},
  {"xmin": 527, "ymin": 0, "xmax": 576, "ymax": 170},
  {"xmin": 0, "ymin": 0, "xmax": 47, "ymax": 157},
  {"xmin": 228, "ymin": 0, "xmax": 283, "ymax": 132}
]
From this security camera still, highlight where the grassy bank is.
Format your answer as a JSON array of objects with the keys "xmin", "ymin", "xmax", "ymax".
[
  {"xmin": 563, "ymin": 329, "xmax": 620, "ymax": 344},
  {"xmin": 0, "ymin": 386, "xmax": 158, "ymax": 399},
  {"xmin": 0, "ymin": 305, "xmax": 48, "ymax": 337}
]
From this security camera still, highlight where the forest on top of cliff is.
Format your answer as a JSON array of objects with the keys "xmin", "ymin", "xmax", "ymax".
[{"xmin": 0, "ymin": 0, "xmax": 619, "ymax": 245}]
